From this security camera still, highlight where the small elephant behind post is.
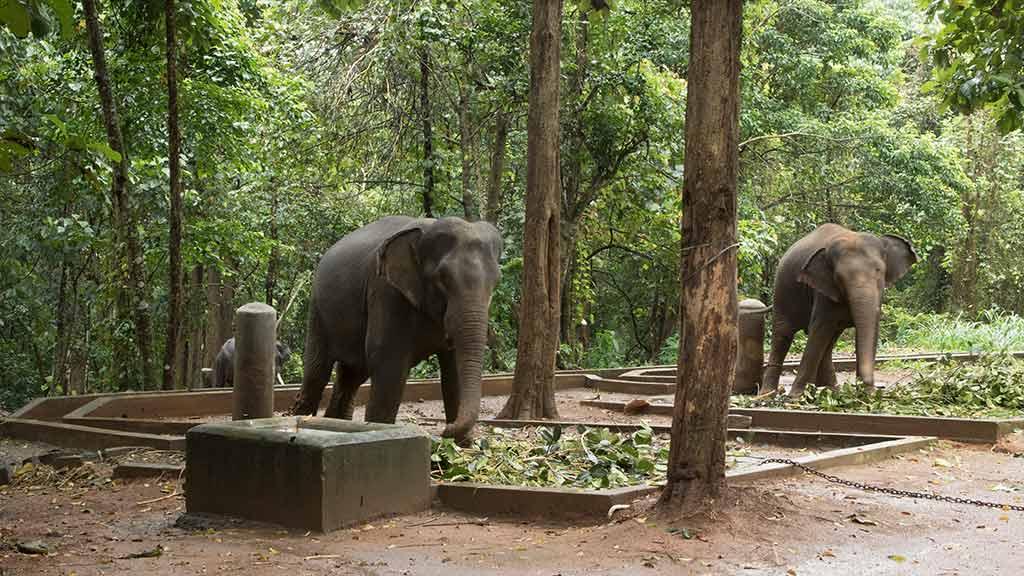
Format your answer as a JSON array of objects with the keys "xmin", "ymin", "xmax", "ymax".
[
  {"xmin": 761, "ymin": 223, "xmax": 917, "ymax": 396},
  {"xmin": 211, "ymin": 337, "xmax": 292, "ymax": 388}
]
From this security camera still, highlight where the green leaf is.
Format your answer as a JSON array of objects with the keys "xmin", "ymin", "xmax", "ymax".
[
  {"xmin": 48, "ymin": 0, "xmax": 74, "ymax": 38},
  {"xmin": 0, "ymin": 0, "xmax": 31, "ymax": 38},
  {"xmin": 87, "ymin": 141, "xmax": 123, "ymax": 163}
]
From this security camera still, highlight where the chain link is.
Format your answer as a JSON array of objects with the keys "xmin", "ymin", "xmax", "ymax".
[{"xmin": 758, "ymin": 458, "xmax": 1024, "ymax": 512}]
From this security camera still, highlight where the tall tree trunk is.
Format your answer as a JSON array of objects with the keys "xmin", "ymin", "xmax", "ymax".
[
  {"xmin": 459, "ymin": 84, "xmax": 479, "ymax": 221},
  {"xmin": 186, "ymin": 265, "xmax": 204, "ymax": 388},
  {"xmin": 497, "ymin": 0, "xmax": 562, "ymax": 421},
  {"xmin": 265, "ymin": 185, "xmax": 279, "ymax": 306},
  {"xmin": 202, "ymin": 267, "xmax": 221, "ymax": 371},
  {"xmin": 162, "ymin": 0, "xmax": 183, "ymax": 390},
  {"xmin": 419, "ymin": 45, "xmax": 435, "ymax": 218},
  {"xmin": 485, "ymin": 110, "xmax": 509, "ymax": 225},
  {"xmin": 659, "ymin": 0, "xmax": 742, "ymax": 512},
  {"xmin": 558, "ymin": 12, "xmax": 588, "ymax": 347},
  {"xmin": 83, "ymin": 0, "xmax": 155, "ymax": 390}
]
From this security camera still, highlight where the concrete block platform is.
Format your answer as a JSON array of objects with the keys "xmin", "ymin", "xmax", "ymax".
[{"xmin": 185, "ymin": 417, "xmax": 431, "ymax": 532}]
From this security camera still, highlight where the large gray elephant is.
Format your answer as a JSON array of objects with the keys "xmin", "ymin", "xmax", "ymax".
[
  {"xmin": 761, "ymin": 223, "xmax": 917, "ymax": 396},
  {"xmin": 290, "ymin": 216, "xmax": 502, "ymax": 442}
]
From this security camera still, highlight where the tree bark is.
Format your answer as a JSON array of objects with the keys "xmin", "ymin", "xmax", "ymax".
[
  {"xmin": 659, "ymin": 0, "xmax": 742, "ymax": 512},
  {"xmin": 83, "ymin": 0, "xmax": 155, "ymax": 390},
  {"xmin": 485, "ymin": 110, "xmax": 509, "ymax": 225},
  {"xmin": 265, "ymin": 185, "xmax": 279, "ymax": 306},
  {"xmin": 162, "ymin": 0, "xmax": 183, "ymax": 390},
  {"xmin": 202, "ymin": 267, "xmax": 221, "ymax": 371},
  {"xmin": 459, "ymin": 84, "xmax": 479, "ymax": 221},
  {"xmin": 498, "ymin": 0, "xmax": 562, "ymax": 421},
  {"xmin": 558, "ymin": 12, "xmax": 588, "ymax": 347},
  {"xmin": 419, "ymin": 45, "xmax": 435, "ymax": 218}
]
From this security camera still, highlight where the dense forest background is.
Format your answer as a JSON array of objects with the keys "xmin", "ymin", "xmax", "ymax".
[{"xmin": 3, "ymin": 0, "xmax": 1024, "ymax": 410}]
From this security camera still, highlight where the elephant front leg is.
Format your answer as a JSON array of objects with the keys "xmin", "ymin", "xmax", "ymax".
[
  {"xmin": 815, "ymin": 329, "xmax": 842, "ymax": 390},
  {"xmin": 438, "ymin": 350, "xmax": 460, "ymax": 425},
  {"xmin": 791, "ymin": 319, "xmax": 839, "ymax": 398},
  {"xmin": 366, "ymin": 357, "xmax": 412, "ymax": 424}
]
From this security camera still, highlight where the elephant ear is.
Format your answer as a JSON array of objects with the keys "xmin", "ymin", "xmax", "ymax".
[
  {"xmin": 881, "ymin": 234, "xmax": 918, "ymax": 286},
  {"xmin": 798, "ymin": 246, "xmax": 841, "ymax": 303},
  {"xmin": 377, "ymin": 228, "xmax": 424, "ymax": 308}
]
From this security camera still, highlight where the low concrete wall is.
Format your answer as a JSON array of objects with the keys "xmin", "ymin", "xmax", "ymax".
[{"xmin": 0, "ymin": 418, "xmax": 185, "ymax": 451}]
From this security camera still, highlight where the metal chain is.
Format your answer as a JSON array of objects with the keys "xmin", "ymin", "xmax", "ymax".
[{"xmin": 758, "ymin": 458, "xmax": 1024, "ymax": 512}]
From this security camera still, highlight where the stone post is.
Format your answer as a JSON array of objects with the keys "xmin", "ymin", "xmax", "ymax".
[
  {"xmin": 233, "ymin": 302, "xmax": 276, "ymax": 420},
  {"xmin": 734, "ymin": 298, "xmax": 768, "ymax": 395}
]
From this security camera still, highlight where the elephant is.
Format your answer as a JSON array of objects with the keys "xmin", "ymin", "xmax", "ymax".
[
  {"xmin": 289, "ymin": 215, "xmax": 502, "ymax": 442},
  {"xmin": 760, "ymin": 223, "xmax": 917, "ymax": 397},
  {"xmin": 211, "ymin": 338, "xmax": 292, "ymax": 388}
]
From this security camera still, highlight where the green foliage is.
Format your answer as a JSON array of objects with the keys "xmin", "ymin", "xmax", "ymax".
[
  {"xmin": 879, "ymin": 306, "xmax": 1024, "ymax": 352},
  {"xmin": 737, "ymin": 352, "xmax": 1024, "ymax": 418},
  {"xmin": 431, "ymin": 425, "xmax": 668, "ymax": 489},
  {"xmin": 922, "ymin": 0, "xmax": 1024, "ymax": 133}
]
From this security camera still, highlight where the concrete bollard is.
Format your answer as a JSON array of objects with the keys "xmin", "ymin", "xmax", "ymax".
[
  {"xmin": 734, "ymin": 298, "xmax": 768, "ymax": 395},
  {"xmin": 233, "ymin": 303, "xmax": 277, "ymax": 420}
]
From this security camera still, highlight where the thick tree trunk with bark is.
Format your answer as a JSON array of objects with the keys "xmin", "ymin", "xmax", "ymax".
[
  {"xmin": 419, "ymin": 46, "xmax": 435, "ymax": 218},
  {"xmin": 659, "ymin": 0, "xmax": 742, "ymax": 511},
  {"xmin": 459, "ymin": 84, "xmax": 479, "ymax": 221},
  {"xmin": 485, "ymin": 111, "xmax": 509, "ymax": 225},
  {"xmin": 83, "ymin": 0, "xmax": 155, "ymax": 389},
  {"xmin": 498, "ymin": 0, "xmax": 562, "ymax": 421},
  {"xmin": 162, "ymin": 0, "xmax": 183, "ymax": 390}
]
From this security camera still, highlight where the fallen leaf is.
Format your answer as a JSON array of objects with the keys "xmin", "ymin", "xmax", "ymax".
[
  {"xmin": 933, "ymin": 458, "xmax": 953, "ymax": 468},
  {"xmin": 623, "ymin": 399, "xmax": 650, "ymax": 414},
  {"xmin": 121, "ymin": 545, "xmax": 164, "ymax": 559},
  {"xmin": 17, "ymin": 541, "xmax": 48, "ymax": 555},
  {"xmin": 888, "ymin": 554, "xmax": 907, "ymax": 563},
  {"xmin": 847, "ymin": 514, "xmax": 878, "ymax": 526}
]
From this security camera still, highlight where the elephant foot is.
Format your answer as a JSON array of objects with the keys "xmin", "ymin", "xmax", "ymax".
[
  {"xmin": 787, "ymin": 385, "xmax": 807, "ymax": 399},
  {"xmin": 442, "ymin": 424, "xmax": 475, "ymax": 447}
]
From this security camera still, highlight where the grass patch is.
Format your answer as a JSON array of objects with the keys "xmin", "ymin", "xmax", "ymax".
[
  {"xmin": 734, "ymin": 352, "xmax": 1024, "ymax": 418},
  {"xmin": 431, "ymin": 425, "xmax": 754, "ymax": 490}
]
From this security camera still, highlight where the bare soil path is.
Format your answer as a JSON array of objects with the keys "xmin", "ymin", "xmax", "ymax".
[{"xmin": 2, "ymin": 432, "xmax": 1022, "ymax": 575}]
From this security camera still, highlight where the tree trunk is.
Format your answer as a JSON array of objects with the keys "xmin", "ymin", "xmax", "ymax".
[
  {"xmin": 265, "ymin": 185, "xmax": 279, "ymax": 306},
  {"xmin": 419, "ymin": 45, "xmax": 435, "ymax": 218},
  {"xmin": 459, "ymin": 84, "xmax": 479, "ymax": 221},
  {"xmin": 186, "ymin": 265, "xmax": 204, "ymax": 388},
  {"xmin": 558, "ymin": 12, "xmax": 588, "ymax": 347},
  {"xmin": 497, "ymin": 0, "xmax": 562, "ymax": 421},
  {"xmin": 162, "ymin": 0, "xmax": 183, "ymax": 390},
  {"xmin": 83, "ymin": 0, "xmax": 155, "ymax": 390},
  {"xmin": 659, "ymin": 0, "xmax": 742, "ymax": 512},
  {"xmin": 485, "ymin": 110, "xmax": 509, "ymax": 225}
]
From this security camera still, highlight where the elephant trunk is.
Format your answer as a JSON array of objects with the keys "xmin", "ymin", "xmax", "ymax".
[
  {"xmin": 850, "ymin": 290, "xmax": 880, "ymax": 388},
  {"xmin": 442, "ymin": 301, "xmax": 489, "ymax": 442}
]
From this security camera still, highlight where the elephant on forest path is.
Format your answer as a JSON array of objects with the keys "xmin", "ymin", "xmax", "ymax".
[
  {"xmin": 290, "ymin": 215, "xmax": 502, "ymax": 442},
  {"xmin": 211, "ymin": 338, "xmax": 291, "ymax": 388},
  {"xmin": 760, "ymin": 223, "xmax": 917, "ymax": 397}
]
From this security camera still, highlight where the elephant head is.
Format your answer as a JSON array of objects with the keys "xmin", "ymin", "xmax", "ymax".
[
  {"xmin": 377, "ymin": 218, "xmax": 503, "ymax": 440},
  {"xmin": 797, "ymin": 232, "xmax": 917, "ymax": 387}
]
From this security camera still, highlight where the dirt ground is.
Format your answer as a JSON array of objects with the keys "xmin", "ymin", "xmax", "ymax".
[{"xmin": 1, "ymin": 432, "xmax": 1021, "ymax": 576}]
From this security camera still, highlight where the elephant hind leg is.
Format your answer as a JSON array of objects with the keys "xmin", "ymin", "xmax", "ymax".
[
  {"xmin": 761, "ymin": 318, "xmax": 794, "ymax": 394},
  {"xmin": 290, "ymin": 305, "xmax": 334, "ymax": 416},
  {"xmin": 325, "ymin": 365, "xmax": 367, "ymax": 419}
]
